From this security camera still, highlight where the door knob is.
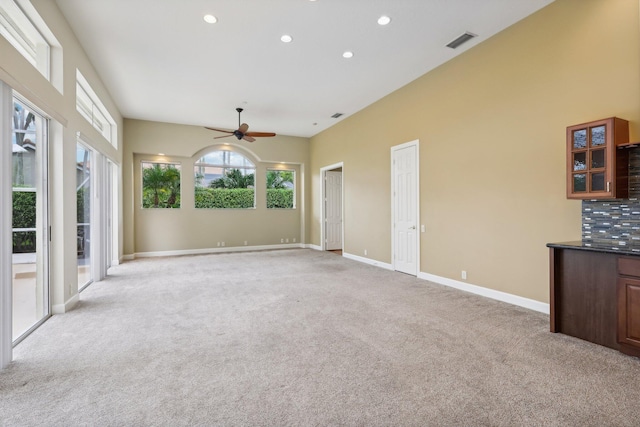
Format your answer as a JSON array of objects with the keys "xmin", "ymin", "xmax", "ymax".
[{"xmin": 409, "ymin": 226, "xmax": 416, "ymax": 230}]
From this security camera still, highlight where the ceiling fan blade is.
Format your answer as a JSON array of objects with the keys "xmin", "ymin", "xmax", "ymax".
[
  {"xmin": 243, "ymin": 135, "xmax": 256, "ymax": 143},
  {"xmin": 238, "ymin": 123, "xmax": 249, "ymax": 134},
  {"xmin": 214, "ymin": 134, "xmax": 234, "ymax": 139},
  {"xmin": 205, "ymin": 126, "xmax": 234, "ymax": 134},
  {"xmin": 245, "ymin": 132, "xmax": 276, "ymax": 137}
]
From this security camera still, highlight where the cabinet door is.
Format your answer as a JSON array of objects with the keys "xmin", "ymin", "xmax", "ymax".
[
  {"xmin": 566, "ymin": 117, "xmax": 629, "ymax": 199},
  {"xmin": 617, "ymin": 277, "xmax": 640, "ymax": 349}
]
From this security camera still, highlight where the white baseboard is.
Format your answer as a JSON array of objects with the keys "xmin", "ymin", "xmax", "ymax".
[
  {"xmin": 307, "ymin": 244, "xmax": 322, "ymax": 251},
  {"xmin": 52, "ymin": 293, "xmax": 79, "ymax": 314},
  {"xmin": 133, "ymin": 243, "xmax": 305, "ymax": 259},
  {"xmin": 337, "ymin": 253, "xmax": 548, "ymax": 314},
  {"xmin": 419, "ymin": 272, "xmax": 550, "ymax": 314},
  {"xmin": 343, "ymin": 252, "xmax": 393, "ymax": 270}
]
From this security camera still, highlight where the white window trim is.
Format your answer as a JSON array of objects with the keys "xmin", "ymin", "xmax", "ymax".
[
  {"xmin": 0, "ymin": 0, "xmax": 51, "ymax": 80},
  {"xmin": 76, "ymin": 70, "xmax": 117, "ymax": 148},
  {"xmin": 141, "ymin": 161, "xmax": 182, "ymax": 209},
  {"xmin": 266, "ymin": 168, "xmax": 296, "ymax": 210},
  {"xmin": 194, "ymin": 150, "xmax": 257, "ymax": 209}
]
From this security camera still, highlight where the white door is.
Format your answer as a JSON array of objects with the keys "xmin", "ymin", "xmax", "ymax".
[
  {"xmin": 325, "ymin": 171, "xmax": 342, "ymax": 250},
  {"xmin": 392, "ymin": 143, "xmax": 418, "ymax": 275}
]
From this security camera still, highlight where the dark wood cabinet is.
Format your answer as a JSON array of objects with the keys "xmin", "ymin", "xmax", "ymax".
[
  {"xmin": 617, "ymin": 257, "xmax": 640, "ymax": 353},
  {"xmin": 566, "ymin": 117, "xmax": 629, "ymax": 199},
  {"xmin": 549, "ymin": 247, "xmax": 618, "ymax": 349},
  {"xmin": 548, "ymin": 243, "xmax": 640, "ymax": 357}
]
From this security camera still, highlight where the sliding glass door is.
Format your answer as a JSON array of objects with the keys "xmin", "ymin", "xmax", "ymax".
[
  {"xmin": 12, "ymin": 96, "xmax": 49, "ymax": 343},
  {"xmin": 76, "ymin": 144, "xmax": 92, "ymax": 290}
]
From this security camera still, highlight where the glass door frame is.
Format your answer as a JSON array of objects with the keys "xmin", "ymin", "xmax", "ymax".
[
  {"xmin": 1, "ymin": 81, "xmax": 13, "ymax": 368},
  {"xmin": 76, "ymin": 140, "xmax": 93, "ymax": 292},
  {"xmin": 11, "ymin": 92, "xmax": 50, "ymax": 345},
  {"xmin": 76, "ymin": 138, "xmax": 117, "ymax": 288},
  {"xmin": 1, "ymin": 83, "xmax": 52, "ymax": 368}
]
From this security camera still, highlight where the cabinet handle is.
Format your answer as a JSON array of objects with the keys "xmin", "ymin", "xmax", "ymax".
[{"xmin": 607, "ymin": 181, "xmax": 611, "ymax": 192}]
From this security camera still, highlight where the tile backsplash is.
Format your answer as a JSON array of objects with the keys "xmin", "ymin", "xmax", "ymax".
[{"xmin": 582, "ymin": 149, "xmax": 640, "ymax": 251}]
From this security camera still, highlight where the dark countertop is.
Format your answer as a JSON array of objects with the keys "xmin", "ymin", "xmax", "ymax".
[{"xmin": 547, "ymin": 240, "xmax": 640, "ymax": 256}]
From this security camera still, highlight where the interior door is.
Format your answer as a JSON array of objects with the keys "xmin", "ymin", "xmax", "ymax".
[
  {"xmin": 393, "ymin": 144, "xmax": 418, "ymax": 275},
  {"xmin": 325, "ymin": 170, "xmax": 342, "ymax": 250}
]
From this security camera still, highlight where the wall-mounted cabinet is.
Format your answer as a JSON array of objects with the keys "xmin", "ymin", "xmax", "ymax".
[{"xmin": 566, "ymin": 117, "xmax": 629, "ymax": 199}]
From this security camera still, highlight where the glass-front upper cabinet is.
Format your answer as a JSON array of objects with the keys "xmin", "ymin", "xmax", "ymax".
[{"xmin": 566, "ymin": 117, "xmax": 629, "ymax": 199}]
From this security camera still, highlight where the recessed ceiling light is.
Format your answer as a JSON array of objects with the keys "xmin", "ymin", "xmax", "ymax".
[
  {"xmin": 342, "ymin": 51, "xmax": 354, "ymax": 59},
  {"xmin": 378, "ymin": 15, "xmax": 391, "ymax": 25},
  {"xmin": 158, "ymin": 153, "xmax": 165, "ymax": 156},
  {"xmin": 281, "ymin": 34, "xmax": 293, "ymax": 43},
  {"xmin": 203, "ymin": 14, "xmax": 217, "ymax": 24}
]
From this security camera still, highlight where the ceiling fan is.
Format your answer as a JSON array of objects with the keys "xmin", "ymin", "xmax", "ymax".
[{"xmin": 205, "ymin": 108, "xmax": 276, "ymax": 143}]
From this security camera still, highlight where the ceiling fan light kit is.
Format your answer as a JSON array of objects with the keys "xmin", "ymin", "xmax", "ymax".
[{"xmin": 205, "ymin": 108, "xmax": 276, "ymax": 143}]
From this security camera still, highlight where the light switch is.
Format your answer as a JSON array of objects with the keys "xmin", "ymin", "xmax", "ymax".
[{"xmin": 421, "ymin": 225, "xmax": 425, "ymax": 233}]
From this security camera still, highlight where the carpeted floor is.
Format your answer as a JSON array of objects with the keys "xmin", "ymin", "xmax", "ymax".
[{"xmin": 1, "ymin": 249, "xmax": 639, "ymax": 426}]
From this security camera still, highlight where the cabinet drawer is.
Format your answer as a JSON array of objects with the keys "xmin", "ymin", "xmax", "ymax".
[{"xmin": 618, "ymin": 257, "xmax": 640, "ymax": 277}]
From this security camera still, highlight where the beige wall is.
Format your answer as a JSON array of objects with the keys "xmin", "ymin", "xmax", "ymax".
[
  {"xmin": 1, "ymin": 0, "xmax": 124, "ymax": 309},
  {"xmin": 309, "ymin": 0, "xmax": 640, "ymax": 303},
  {"xmin": 123, "ymin": 119, "xmax": 309, "ymax": 255}
]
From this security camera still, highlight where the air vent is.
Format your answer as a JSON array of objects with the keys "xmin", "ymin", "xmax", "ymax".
[
  {"xmin": 446, "ymin": 32, "xmax": 477, "ymax": 49},
  {"xmin": 331, "ymin": 113, "xmax": 343, "ymax": 119}
]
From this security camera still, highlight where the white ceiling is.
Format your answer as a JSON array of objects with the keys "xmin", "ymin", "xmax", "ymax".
[{"xmin": 54, "ymin": 0, "xmax": 554, "ymax": 138}]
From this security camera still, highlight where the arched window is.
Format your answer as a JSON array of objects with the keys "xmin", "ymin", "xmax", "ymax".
[{"xmin": 194, "ymin": 150, "xmax": 256, "ymax": 209}]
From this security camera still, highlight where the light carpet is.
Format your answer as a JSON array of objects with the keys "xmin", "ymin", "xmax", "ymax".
[{"xmin": 1, "ymin": 249, "xmax": 639, "ymax": 426}]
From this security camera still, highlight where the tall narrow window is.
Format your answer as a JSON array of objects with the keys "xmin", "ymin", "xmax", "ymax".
[
  {"xmin": 141, "ymin": 162, "xmax": 181, "ymax": 209},
  {"xmin": 76, "ymin": 70, "xmax": 117, "ymax": 148},
  {"xmin": 266, "ymin": 169, "xmax": 295, "ymax": 209},
  {"xmin": 76, "ymin": 144, "xmax": 92, "ymax": 290},
  {"xmin": 194, "ymin": 150, "xmax": 256, "ymax": 209},
  {"xmin": 11, "ymin": 96, "xmax": 49, "ymax": 343}
]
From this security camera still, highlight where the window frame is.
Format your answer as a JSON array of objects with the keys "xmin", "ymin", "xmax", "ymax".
[
  {"xmin": 194, "ymin": 149, "xmax": 257, "ymax": 210},
  {"xmin": 141, "ymin": 160, "xmax": 182, "ymax": 209},
  {"xmin": 266, "ymin": 168, "xmax": 296, "ymax": 210},
  {"xmin": 76, "ymin": 70, "xmax": 117, "ymax": 148},
  {"xmin": 0, "ymin": 0, "xmax": 50, "ymax": 80}
]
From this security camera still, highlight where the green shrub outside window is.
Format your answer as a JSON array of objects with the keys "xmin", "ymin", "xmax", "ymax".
[
  {"xmin": 195, "ymin": 188, "xmax": 255, "ymax": 209},
  {"xmin": 266, "ymin": 170, "xmax": 294, "ymax": 209},
  {"xmin": 12, "ymin": 190, "xmax": 36, "ymax": 253}
]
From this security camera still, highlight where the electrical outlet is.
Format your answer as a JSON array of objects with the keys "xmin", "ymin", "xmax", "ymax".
[
  {"xmin": 364, "ymin": 249, "xmax": 368, "ymax": 256},
  {"xmin": 461, "ymin": 270, "xmax": 467, "ymax": 280},
  {"xmin": 221, "ymin": 242, "xmax": 225, "ymax": 247},
  {"xmin": 244, "ymin": 241, "xmax": 247, "ymax": 246}
]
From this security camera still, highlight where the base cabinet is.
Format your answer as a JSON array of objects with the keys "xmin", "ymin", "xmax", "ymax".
[
  {"xmin": 549, "ymin": 246, "xmax": 640, "ymax": 357},
  {"xmin": 617, "ymin": 258, "xmax": 640, "ymax": 354}
]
